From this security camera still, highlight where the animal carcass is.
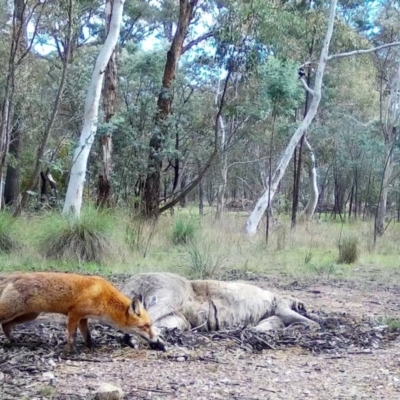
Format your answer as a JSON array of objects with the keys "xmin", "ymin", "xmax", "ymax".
[{"xmin": 122, "ymin": 273, "xmax": 319, "ymax": 334}]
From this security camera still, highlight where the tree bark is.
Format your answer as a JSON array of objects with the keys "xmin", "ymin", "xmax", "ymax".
[
  {"xmin": 97, "ymin": 0, "xmax": 117, "ymax": 208},
  {"xmin": 4, "ymin": 117, "xmax": 22, "ymax": 207},
  {"xmin": 303, "ymin": 137, "xmax": 318, "ymax": 218},
  {"xmin": 143, "ymin": 0, "xmax": 198, "ymax": 217},
  {"xmin": 245, "ymin": 0, "xmax": 338, "ymax": 235},
  {"xmin": 215, "ymin": 111, "xmax": 228, "ymax": 219},
  {"xmin": 63, "ymin": 0, "xmax": 125, "ymax": 217},
  {"xmin": 198, "ymin": 159, "xmax": 204, "ymax": 217},
  {"xmin": 375, "ymin": 145, "xmax": 394, "ymax": 236},
  {"xmin": 215, "ymin": 157, "xmax": 228, "ymax": 219}
]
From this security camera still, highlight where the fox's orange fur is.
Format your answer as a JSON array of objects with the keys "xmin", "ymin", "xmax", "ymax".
[{"xmin": 0, "ymin": 272, "xmax": 162, "ymax": 352}]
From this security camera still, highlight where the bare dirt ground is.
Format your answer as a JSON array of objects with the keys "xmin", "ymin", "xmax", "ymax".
[{"xmin": 1, "ymin": 270, "xmax": 400, "ymax": 400}]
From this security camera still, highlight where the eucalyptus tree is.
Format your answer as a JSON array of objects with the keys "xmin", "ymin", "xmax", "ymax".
[
  {"xmin": 63, "ymin": 0, "xmax": 126, "ymax": 217},
  {"xmin": 245, "ymin": 0, "xmax": 339, "ymax": 234},
  {"xmin": 245, "ymin": 0, "xmax": 400, "ymax": 235},
  {"xmin": 143, "ymin": 0, "xmax": 203, "ymax": 217}
]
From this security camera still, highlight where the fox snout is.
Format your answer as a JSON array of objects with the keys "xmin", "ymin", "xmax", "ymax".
[
  {"xmin": 131, "ymin": 326, "xmax": 167, "ymax": 351},
  {"xmin": 136, "ymin": 325, "xmax": 160, "ymax": 343}
]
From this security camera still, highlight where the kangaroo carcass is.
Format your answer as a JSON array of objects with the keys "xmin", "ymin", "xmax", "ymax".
[{"xmin": 122, "ymin": 272, "xmax": 319, "ymax": 334}]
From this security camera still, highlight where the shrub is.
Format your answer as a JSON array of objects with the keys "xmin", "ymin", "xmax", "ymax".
[
  {"xmin": 337, "ymin": 235, "xmax": 359, "ymax": 264},
  {"xmin": 171, "ymin": 216, "xmax": 198, "ymax": 245},
  {"xmin": 0, "ymin": 212, "xmax": 21, "ymax": 253},
  {"xmin": 38, "ymin": 209, "xmax": 118, "ymax": 264},
  {"xmin": 184, "ymin": 242, "xmax": 225, "ymax": 279}
]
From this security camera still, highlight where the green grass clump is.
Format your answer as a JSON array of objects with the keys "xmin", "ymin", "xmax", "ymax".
[
  {"xmin": 0, "ymin": 212, "xmax": 22, "ymax": 253},
  {"xmin": 337, "ymin": 235, "xmax": 359, "ymax": 264},
  {"xmin": 171, "ymin": 215, "xmax": 199, "ymax": 245},
  {"xmin": 184, "ymin": 242, "xmax": 225, "ymax": 279},
  {"xmin": 38, "ymin": 209, "xmax": 120, "ymax": 264},
  {"xmin": 375, "ymin": 316, "xmax": 400, "ymax": 330}
]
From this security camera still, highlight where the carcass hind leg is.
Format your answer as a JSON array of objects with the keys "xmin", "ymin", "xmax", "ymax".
[{"xmin": 275, "ymin": 305, "xmax": 320, "ymax": 329}]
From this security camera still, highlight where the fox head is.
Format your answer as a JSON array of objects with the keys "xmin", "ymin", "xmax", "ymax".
[{"xmin": 126, "ymin": 294, "xmax": 162, "ymax": 346}]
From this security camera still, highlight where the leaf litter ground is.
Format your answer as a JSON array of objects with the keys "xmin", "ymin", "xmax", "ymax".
[{"xmin": 1, "ymin": 273, "xmax": 400, "ymax": 399}]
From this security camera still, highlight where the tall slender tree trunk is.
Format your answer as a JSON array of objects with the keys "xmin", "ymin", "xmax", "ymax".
[
  {"xmin": 179, "ymin": 174, "xmax": 187, "ymax": 207},
  {"xmin": 375, "ymin": 146, "xmax": 394, "ymax": 236},
  {"xmin": 198, "ymin": 167, "xmax": 204, "ymax": 217},
  {"xmin": 303, "ymin": 137, "xmax": 318, "ymax": 218},
  {"xmin": 215, "ymin": 113, "xmax": 228, "ymax": 219},
  {"xmin": 215, "ymin": 158, "xmax": 228, "ymax": 219},
  {"xmin": 4, "ymin": 117, "xmax": 21, "ymax": 207},
  {"xmin": 63, "ymin": 0, "xmax": 125, "ymax": 217},
  {"xmin": 291, "ymin": 135, "xmax": 304, "ymax": 228},
  {"xmin": 97, "ymin": 0, "xmax": 117, "ymax": 207},
  {"xmin": 143, "ymin": 0, "xmax": 198, "ymax": 217}
]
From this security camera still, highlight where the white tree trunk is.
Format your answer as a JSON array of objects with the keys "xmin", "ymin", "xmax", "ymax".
[
  {"xmin": 245, "ymin": 0, "xmax": 337, "ymax": 235},
  {"xmin": 215, "ymin": 78, "xmax": 228, "ymax": 219},
  {"xmin": 303, "ymin": 137, "xmax": 318, "ymax": 217},
  {"xmin": 216, "ymin": 151, "xmax": 228, "ymax": 219},
  {"xmin": 375, "ymin": 62, "xmax": 400, "ymax": 235},
  {"xmin": 376, "ymin": 147, "xmax": 393, "ymax": 235},
  {"xmin": 63, "ymin": 0, "xmax": 125, "ymax": 217}
]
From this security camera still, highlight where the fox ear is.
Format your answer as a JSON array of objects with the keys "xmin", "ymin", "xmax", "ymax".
[
  {"xmin": 131, "ymin": 292, "xmax": 143, "ymax": 304},
  {"xmin": 131, "ymin": 297, "xmax": 142, "ymax": 316}
]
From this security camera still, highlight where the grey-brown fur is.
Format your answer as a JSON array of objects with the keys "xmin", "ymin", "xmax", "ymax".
[{"xmin": 122, "ymin": 273, "xmax": 319, "ymax": 334}]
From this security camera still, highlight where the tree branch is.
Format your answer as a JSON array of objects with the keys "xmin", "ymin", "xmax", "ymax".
[
  {"xmin": 328, "ymin": 41, "xmax": 400, "ymax": 61},
  {"xmin": 182, "ymin": 31, "xmax": 214, "ymax": 54},
  {"xmin": 299, "ymin": 77, "xmax": 315, "ymax": 96}
]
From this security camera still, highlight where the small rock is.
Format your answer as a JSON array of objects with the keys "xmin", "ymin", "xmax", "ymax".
[
  {"xmin": 42, "ymin": 372, "xmax": 55, "ymax": 381},
  {"xmin": 176, "ymin": 357, "xmax": 185, "ymax": 362},
  {"xmin": 0, "ymin": 371, "xmax": 4, "ymax": 380},
  {"xmin": 48, "ymin": 359, "xmax": 57, "ymax": 368},
  {"xmin": 94, "ymin": 383, "xmax": 124, "ymax": 400}
]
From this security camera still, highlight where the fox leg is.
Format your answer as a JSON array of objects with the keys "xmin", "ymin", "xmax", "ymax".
[
  {"xmin": 78, "ymin": 318, "xmax": 93, "ymax": 348},
  {"xmin": 2, "ymin": 312, "xmax": 40, "ymax": 341},
  {"xmin": 66, "ymin": 312, "xmax": 81, "ymax": 353}
]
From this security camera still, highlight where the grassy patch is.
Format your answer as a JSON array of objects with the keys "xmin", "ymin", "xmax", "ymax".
[
  {"xmin": 37, "ymin": 385, "xmax": 56, "ymax": 399},
  {"xmin": 183, "ymin": 241, "xmax": 226, "ymax": 279},
  {"xmin": 0, "ymin": 207, "xmax": 398, "ymax": 286},
  {"xmin": 375, "ymin": 316, "xmax": 400, "ymax": 330},
  {"xmin": 36, "ymin": 208, "xmax": 126, "ymax": 265},
  {"xmin": 171, "ymin": 215, "xmax": 199, "ymax": 245},
  {"xmin": 337, "ymin": 235, "xmax": 359, "ymax": 264},
  {"xmin": 0, "ymin": 212, "xmax": 22, "ymax": 253}
]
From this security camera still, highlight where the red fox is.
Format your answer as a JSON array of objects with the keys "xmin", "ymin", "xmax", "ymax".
[{"xmin": 0, "ymin": 272, "xmax": 164, "ymax": 352}]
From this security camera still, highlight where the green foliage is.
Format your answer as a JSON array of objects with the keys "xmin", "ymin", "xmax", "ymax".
[
  {"xmin": 184, "ymin": 242, "xmax": 226, "ymax": 279},
  {"xmin": 171, "ymin": 216, "xmax": 199, "ymax": 245},
  {"xmin": 306, "ymin": 261, "xmax": 338, "ymax": 278},
  {"xmin": 337, "ymin": 235, "xmax": 359, "ymax": 264},
  {"xmin": 0, "ymin": 212, "xmax": 21, "ymax": 254},
  {"xmin": 375, "ymin": 316, "xmax": 400, "ymax": 330},
  {"xmin": 37, "ymin": 209, "xmax": 119, "ymax": 264},
  {"xmin": 260, "ymin": 57, "xmax": 304, "ymax": 114}
]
